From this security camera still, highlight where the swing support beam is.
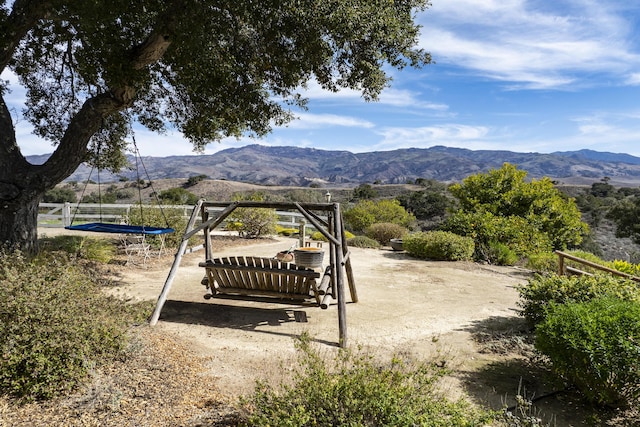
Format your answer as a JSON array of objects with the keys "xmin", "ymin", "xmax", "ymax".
[{"xmin": 149, "ymin": 199, "xmax": 358, "ymax": 348}]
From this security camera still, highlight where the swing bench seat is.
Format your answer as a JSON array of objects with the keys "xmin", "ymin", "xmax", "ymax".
[
  {"xmin": 199, "ymin": 256, "xmax": 325, "ymax": 306},
  {"xmin": 65, "ymin": 222, "xmax": 174, "ymax": 235}
]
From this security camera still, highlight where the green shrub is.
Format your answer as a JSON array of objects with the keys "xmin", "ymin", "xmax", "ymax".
[
  {"xmin": 276, "ymin": 225, "xmax": 298, "ymax": 236},
  {"xmin": 447, "ymin": 163, "xmax": 588, "ymax": 250},
  {"xmin": 347, "ymin": 236, "xmax": 381, "ymax": 249},
  {"xmin": 517, "ymin": 274, "xmax": 640, "ymax": 325},
  {"xmin": 0, "ymin": 251, "xmax": 151, "ymax": 400},
  {"xmin": 310, "ymin": 230, "xmax": 328, "ymax": 242},
  {"xmin": 364, "ymin": 222, "xmax": 408, "ymax": 245},
  {"xmin": 535, "ymin": 297, "xmax": 640, "ymax": 407},
  {"xmin": 343, "ymin": 199, "xmax": 415, "ymax": 232},
  {"xmin": 126, "ymin": 204, "xmax": 190, "ymax": 248},
  {"xmin": 185, "ymin": 174, "xmax": 208, "ymax": 187},
  {"xmin": 226, "ymin": 193, "xmax": 279, "ymax": 239},
  {"xmin": 243, "ymin": 334, "xmax": 495, "ymax": 426},
  {"xmin": 485, "ymin": 240, "xmax": 519, "ymax": 266},
  {"xmin": 39, "ymin": 235, "xmax": 116, "ymax": 263},
  {"xmin": 443, "ymin": 211, "xmax": 552, "ymax": 263},
  {"xmin": 609, "ymin": 259, "xmax": 640, "ymax": 277},
  {"xmin": 403, "ymin": 231, "xmax": 474, "ymax": 261},
  {"xmin": 524, "ymin": 251, "xmax": 558, "ymax": 274},
  {"xmin": 43, "ymin": 187, "xmax": 77, "ymax": 203},
  {"xmin": 226, "ymin": 207, "xmax": 278, "ymax": 238},
  {"xmin": 310, "ymin": 230, "xmax": 355, "ymax": 242},
  {"xmin": 158, "ymin": 187, "xmax": 198, "ymax": 205},
  {"xmin": 114, "ymin": 188, "xmax": 135, "ymax": 200}
]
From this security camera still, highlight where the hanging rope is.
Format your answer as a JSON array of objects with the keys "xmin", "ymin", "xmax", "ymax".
[
  {"xmin": 131, "ymin": 132, "xmax": 171, "ymax": 229},
  {"xmin": 69, "ymin": 143, "xmax": 103, "ymax": 226},
  {"xmin": 96, "ymin": 143, "xmax": 103, "ymax": 223},
  {"xmin": 69, "ymin": 162, "xmax": 95, "ymax": 226}
]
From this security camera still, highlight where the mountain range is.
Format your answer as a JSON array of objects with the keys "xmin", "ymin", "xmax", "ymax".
[{"xmin": 27, "ymin": 145, "xmax": 640, "ymax": 186}]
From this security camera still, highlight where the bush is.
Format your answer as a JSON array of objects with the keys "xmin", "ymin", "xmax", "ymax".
[
  {"xmin": 243, "ymin": 334, "xmax": 495, "ymax": 426},
  {"xmin": 485, "ymin": 240, "xmax": 519, "ymax": 266},
  {"xmin": 39, "ymin": 235, "xmax": 116, "ymax": 263},
  {"xmin": 403, "ymin": 231, "xmax": 474, "ymax": 261},
  {"xmin": 609, "ymin": 259, "xmax": 640, "ymax": 277},
  {"xmin": 524, "ymin": 251, "xmax": 558, "ymax": 274},
  {"xmin": 447, "ymin": 163, "xmax": 588, "ymax": 251},
  {"xmin": 517, "ymin": 274, "xmax": 640, "ymax": 325},
  {"xmin": 184, "ymin": 174, "xmax": 207, "ymax": 187},
  {"xmin": 347, "ymin": 236, "xmax": 381, "ymax": 249},
  {"xmin": 310, "ymin": 230, "xmax": 328, "ymax": 242},
  {"xmin": 309, "ymin": 230, "xmax": 355, "ymax": 242},
  {"xmin": 43, "ymin": 187, "xmax": 77, "ymax": 203},
  {"xmin": 0, "ymin": 251, "xmax": 151, "ymax": 400},
  {"xmin": 158, "ymin": 187, "xmax": 198, "ymax": 205},
  {"xmin": 535, "ymin": 297, "xmax": 640, "ymax": 407},
  {"xmin": 343, "ymin": 199, "xmax": 415, "ymax": 233},
  {"xmin": 443, "ymin": 211, "xmax": 552, "ymax": 263},
  {"xmin": 276, "ymin": 225, "xmax": 298, "ymax": 236},
  {"xmin": 126, "ymin": 204, "xmax": 190, "ymax": 249},
  {"xmin": 81, "ymin": 190, "xmax": 117, "ymax": 204},
  {"xmin": 364, "ymin": 222, "xmax": 408, "ymax": 245}
]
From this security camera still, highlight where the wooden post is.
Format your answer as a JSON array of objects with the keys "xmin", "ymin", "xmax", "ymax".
[
  {"xmin": 340, "ymin": 212, "xmax": 358, "ymax": 303},
  {"xmin": 333, "ymin": 203, "xmax": 347, "ymax": 347},
  {"xmin": 63, "ymin": 202, "xmax": 71, "ymax": 227},
  {"xmin": 557, "ymin": 251, "xmax": 565, "ymax": 276},
  {"xmin": 202, "ymin": 203, "xmax": 211, "ymax": 260},
  {"xmin": 149, "ymin": 200, "xmax": 204, "ymax": 325},
  {"xmin": 328, "ymin": 211, "xmax": 337, "ymax": 297},
  {"xmin": 298, "ymin": 219, "xmax": 306, "ymax": 248}
]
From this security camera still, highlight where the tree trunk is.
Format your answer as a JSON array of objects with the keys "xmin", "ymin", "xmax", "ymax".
[{"xmin": 0, "ymin": 188, "xmax": 41, "ymax": 253}]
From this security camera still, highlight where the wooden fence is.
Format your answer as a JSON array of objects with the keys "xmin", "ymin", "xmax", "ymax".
[{"xmin": 555, "ymin": 250, "xmax": 640, "ymax": 282}]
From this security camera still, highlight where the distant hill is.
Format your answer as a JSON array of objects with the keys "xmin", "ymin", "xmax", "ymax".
[{"xmin": 27, "ymin": 144, "xmax": 640, "ymax": 186}]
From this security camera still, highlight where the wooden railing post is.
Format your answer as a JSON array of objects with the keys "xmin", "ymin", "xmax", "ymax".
[{"xmin": 557, "ymin": 251, "xmax": 565, "ymax": 276}]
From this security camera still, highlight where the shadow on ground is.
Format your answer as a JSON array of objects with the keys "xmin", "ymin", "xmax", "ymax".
[{"xmin": 158, "ymin": 299, "xmax": 339, "ymax": 347}]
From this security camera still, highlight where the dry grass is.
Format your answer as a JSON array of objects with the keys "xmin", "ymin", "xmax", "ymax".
[{"xmin": 0, "ymin": 328, "xmax": 241, "ymax": 427}]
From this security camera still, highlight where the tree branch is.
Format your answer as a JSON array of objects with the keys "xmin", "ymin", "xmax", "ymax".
[
  {"xmin": 0, "ymin": 0, "xmax": 52, "ymax": 72},
  {"xmin": 40, "ymin": 93, "xmax": 122, "ymax": 186},
  {"xmin": 34, "ymin": 6, "xmax": 178, "ymax": 185},
  {"xmin": 0, "ymin": 96, "xmax": 28, "ymax": 172}
]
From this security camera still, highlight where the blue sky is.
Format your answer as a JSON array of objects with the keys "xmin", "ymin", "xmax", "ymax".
[{"xmin": 11, "ymin": 0, "xmax": 640, "ymax": 158}]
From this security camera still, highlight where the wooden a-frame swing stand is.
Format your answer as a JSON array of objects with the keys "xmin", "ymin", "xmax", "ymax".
[{"xmin": 149, "ymin": 200, "xmax": 358, "ymax": 347}]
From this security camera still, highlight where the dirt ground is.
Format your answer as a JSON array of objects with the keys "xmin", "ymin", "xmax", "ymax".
[
  {"xmin": 110, "ymin": 235, "xmax": 531, "ymax": 401},
  {"xmin": 14, "ymin": 230, "xmax": 617, "ymax": 426}
]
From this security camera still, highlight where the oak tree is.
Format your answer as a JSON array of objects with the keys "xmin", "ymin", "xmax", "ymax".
[{"xmin": 0, "ymin": 0, "xmax": 431, "ymax": 251}]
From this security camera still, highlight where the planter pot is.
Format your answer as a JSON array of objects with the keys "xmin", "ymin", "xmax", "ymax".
[
  {"xmin": 294, "ymin": 247, "xmax": 325, "ymax": 268},
  {"xmin": 389, "ymin": 239, "xmax": 404, "ymax": 251}
]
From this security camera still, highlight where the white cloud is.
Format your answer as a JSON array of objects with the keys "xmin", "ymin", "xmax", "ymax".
[
  {"xmin": 625, "ymin": 73, "xmax": 640, "ymax": 85},
  {"xmin": 300, "ymin": 79, "xmax": 447, "ymax": 110},
  {"xmin": 419, "ymin": 0, "xmax": 640, "ymax": 89},
  {"xmin": 375, "ymin": 124, "xmax": 490, "ymax": 150},
  {"xmin": 285, "ymin": 112, "xmax": 375, "ymax": 129}
]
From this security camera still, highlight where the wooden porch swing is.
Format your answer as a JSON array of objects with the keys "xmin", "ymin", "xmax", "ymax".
[{"xmin": 149, "ymin": 199, "xmax": 358, "ymax": 347}]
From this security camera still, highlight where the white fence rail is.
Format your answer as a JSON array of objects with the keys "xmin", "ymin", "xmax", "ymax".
[{"xmin": 38, "ymin": 202, "xmax": 315, "ymax": 231}]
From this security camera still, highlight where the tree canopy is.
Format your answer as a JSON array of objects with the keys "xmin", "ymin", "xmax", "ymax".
[{"xmin": 0, "ymin": 0, "xmax": 431, "ymax": 251}]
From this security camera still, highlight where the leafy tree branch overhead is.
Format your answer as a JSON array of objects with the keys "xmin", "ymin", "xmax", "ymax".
[{"xmin": 0, "ymin": 0, "xmax": 432, "ymax": 251}]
